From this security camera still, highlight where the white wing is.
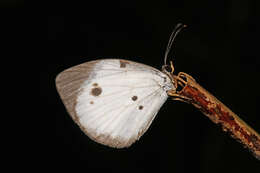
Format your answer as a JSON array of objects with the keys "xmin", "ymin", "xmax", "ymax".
[{"xmin": 56, "ymin": 59, "xmax": 174, "ymax": 148}]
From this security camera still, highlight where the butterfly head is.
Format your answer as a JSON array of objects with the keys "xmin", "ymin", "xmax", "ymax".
[{"xmin": 162, "ymin": 61, "xmax": 177, "ymax": 91}]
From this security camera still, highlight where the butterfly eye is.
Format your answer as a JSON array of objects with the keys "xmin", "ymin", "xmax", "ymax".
[{"xmin": 162, "ymin": 65, "xmax": 172, "ymax": 73}]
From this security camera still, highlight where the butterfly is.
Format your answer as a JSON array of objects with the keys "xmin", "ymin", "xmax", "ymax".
[{"xmin": 56, "ymin": 24, "xmax": 186, "ymax": 148}]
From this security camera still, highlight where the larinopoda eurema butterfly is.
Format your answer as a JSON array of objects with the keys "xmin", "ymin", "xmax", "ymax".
[{"xmin": 56, "ymin": 24, "xmax": 185, "ymax": 148}]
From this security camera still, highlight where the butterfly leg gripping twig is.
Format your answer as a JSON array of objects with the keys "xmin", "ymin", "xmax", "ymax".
[
  {"xmin": 168, "ymin": 72, "xmax": 260, "ymax": 160},
  {"xmin": 167, "ymin": 73, "xmax": 191, "ymax": 103}
]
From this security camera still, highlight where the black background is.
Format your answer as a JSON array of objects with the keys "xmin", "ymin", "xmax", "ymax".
[{"xmin": 8, "ymin": 0, "xmax": 260, "ymax": 172}]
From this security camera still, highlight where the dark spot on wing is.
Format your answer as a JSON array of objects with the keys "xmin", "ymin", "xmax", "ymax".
[
  {"xmin": 90, "ymin": 101, "xmax": 94, "ymax": 104},
  {"xmin": 132, "ymin": 96, "xmax": 138, "ymax": 101},
  {"xmin": 139, "ymin": 105, "xmax": 143, "ymax": 110},
  {"xmin": 91, "ymin": 87, "xmax": 102, "ymax": 96},
  {"xmin": 120, "ymin": 60, "xmax": 129, "ymax": 68},
  {"xmin": 93, "ymin": 83, "xmax": 98, "ymax": 87}
]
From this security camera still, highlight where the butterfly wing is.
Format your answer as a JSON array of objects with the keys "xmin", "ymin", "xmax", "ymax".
[{"xmin": 56, "ymin": 59, "xmax": 174, "ymax": 148}]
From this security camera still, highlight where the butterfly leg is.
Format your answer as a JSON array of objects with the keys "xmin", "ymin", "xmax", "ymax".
[
  {"xmin": 167, "ymin": 90, "xmax": 192, "ymax": 103},
  {"xmin": 177, "ymin": 72, "xmax": 196, "ymax": 82}
]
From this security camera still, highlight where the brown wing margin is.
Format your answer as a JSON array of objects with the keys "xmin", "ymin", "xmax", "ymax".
[{"xmin": 55, "ymin": 60, "xmax": 98, "ymax": 123}]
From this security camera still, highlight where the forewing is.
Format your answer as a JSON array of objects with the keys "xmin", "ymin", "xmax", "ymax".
[{"xmin": 56, "ymin": 59, "xmax": 174, "ymax": 148}]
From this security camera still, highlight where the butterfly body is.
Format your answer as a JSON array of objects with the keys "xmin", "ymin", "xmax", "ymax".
[{"xmin": 56, "ymin": 59, "xmax": 175, "ymax": 148}]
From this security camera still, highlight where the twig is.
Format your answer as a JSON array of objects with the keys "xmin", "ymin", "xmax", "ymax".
[{"xmin": 169, "ymin": 72, "xmax": 260, "ymax": 160}]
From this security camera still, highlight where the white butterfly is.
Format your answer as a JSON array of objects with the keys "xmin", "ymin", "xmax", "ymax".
[
  {"xmin": 56, "ymin": 59, "xmax": 175, "ymax": 148},
  {"xmin": 56, "ymin": 24, "xmax": 186, "ymax": 148}
]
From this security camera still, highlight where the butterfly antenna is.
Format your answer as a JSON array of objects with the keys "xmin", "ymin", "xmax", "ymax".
[{"xmin": 164, "ymin": 23, "xmax": 187, "ymax": 67}]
